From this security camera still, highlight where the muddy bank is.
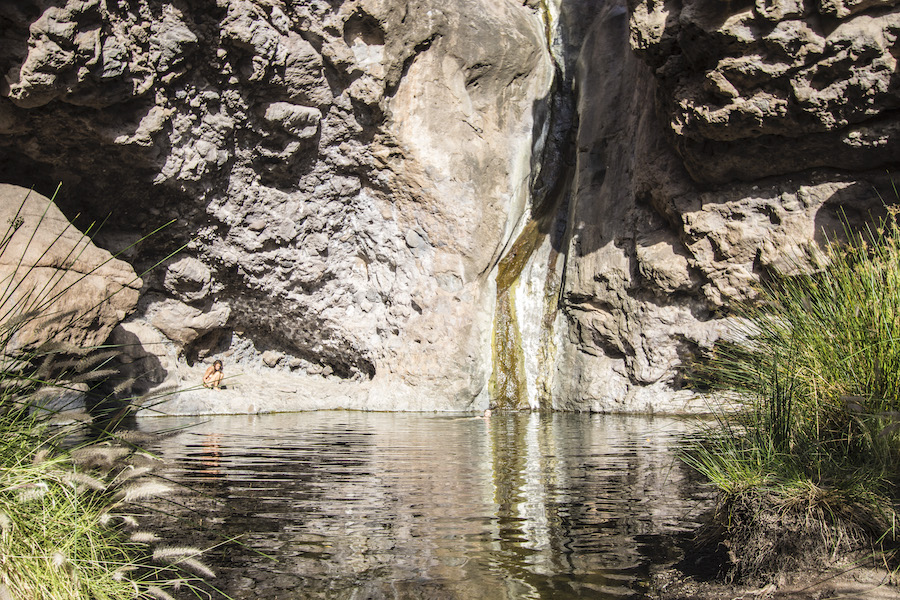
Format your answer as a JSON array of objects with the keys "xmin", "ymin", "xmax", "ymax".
[{"xmin": 653, "ymin": 565, "xmax": 900, "ymax": 600}]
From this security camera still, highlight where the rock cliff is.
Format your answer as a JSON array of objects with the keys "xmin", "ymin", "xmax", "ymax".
[
  {"xmin": 0, "ymin": 0, "xmax": 896, "ymax": 413},
  {"xmin": 552, "ymin": 0, "xmax": 897, "ymax": 411}
]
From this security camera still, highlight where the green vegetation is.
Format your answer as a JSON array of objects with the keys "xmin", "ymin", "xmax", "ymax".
[
  {"xmin": 0, "ymin": 407, "xmax": 217, "ymax": 599},
  {"xmin": 2, "ymin": 410, "xmax": 146, "ymax": 599},
  {"xmin": 687, "ymin": 207, "xmax": 900, "ymax": 579}
]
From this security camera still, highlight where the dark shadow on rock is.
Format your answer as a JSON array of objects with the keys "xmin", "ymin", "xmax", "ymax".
[
  {"xmin": 185, "ymin": 327, "xmax": 233, "ymax": 367},
  {"xmin": 106, "ymin": 324, "xmax": 168, "ymax": 398},
  {"xmin": 0, "ymin": 4, "xmax": 40, "ymax": 95},
  {"xmin": 239, "ymin": 315, "xmax": 375, "ymax": 381},
  {"xmin": 814, "ymin": 177, "xmax": 892, "ymax": 248}
]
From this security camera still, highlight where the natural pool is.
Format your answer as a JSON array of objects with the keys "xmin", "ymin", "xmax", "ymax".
[{"xmin": 138, "ymin": 412, "xmax": 714, "ymax": 600}]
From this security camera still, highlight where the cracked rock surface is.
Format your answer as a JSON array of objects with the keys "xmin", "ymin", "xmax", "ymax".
[{"xmin": 551, "ymin": 0, "xmax": 896, "ymax": 411}]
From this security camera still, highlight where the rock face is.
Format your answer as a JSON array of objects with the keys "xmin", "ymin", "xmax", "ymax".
[
  {"xmin": 0, "ymin": 0, "xmax": 896, "ymax": 413},
  {"xmin": 550, "ymin": 0, "xmax": 897, "ymax": 411},
  {"xmin": 0, "ymin": 0, "xmax": 555, "ymax": 412},
  {"xmin": 0, "ymin": 183, "xmax": 140, "ymax": 353},
  {"xmin": 630, "ymin": 0, "xmax": 900, "ymax": 184}
]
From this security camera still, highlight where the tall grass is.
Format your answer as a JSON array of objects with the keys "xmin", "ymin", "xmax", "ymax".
[
  {"xmin": 0, "ymin": 187, "xmax": 212, "ymax": 599},
  {"xmin": 688, "ymin": 207, "xmax": 900, "ymax": 577},
  {"xmin": 0, "ymin": 404, "xmax": 221, "ymax": 599},
  {"xmin": 2, "ymin": 410, "xmax": 140, "ymax": 599}
]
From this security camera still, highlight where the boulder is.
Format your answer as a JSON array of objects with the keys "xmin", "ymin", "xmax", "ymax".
[
  {"xmin": 145, "ymin": 298, "xmax": 230, "ymax": 348},
  {"xmin": 0, "ymin": 184, "xmax": 141, "ymax": 352}
]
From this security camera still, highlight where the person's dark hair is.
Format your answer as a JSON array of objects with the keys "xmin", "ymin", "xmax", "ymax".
[{"xmin": 213, "ymin": 360, "xmax": 223, "ymax": 368}]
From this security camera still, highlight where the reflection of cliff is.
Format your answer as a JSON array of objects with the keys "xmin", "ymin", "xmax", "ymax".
[
  {"xmin": 484, "ymin": 413, "xmax": 710, "ymax": 597},
  {"xmin": 1, "ymin": 0, "xmax": 898, "ymax": 411},
  {"xmin": 146, "ymin": 412, "xmax": 711, "ymax": 599}
]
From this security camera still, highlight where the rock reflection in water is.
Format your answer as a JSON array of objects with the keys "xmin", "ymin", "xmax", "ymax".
[{"xmin": 141, "ymin": 412, "xmax": 711, "ymax": 600}]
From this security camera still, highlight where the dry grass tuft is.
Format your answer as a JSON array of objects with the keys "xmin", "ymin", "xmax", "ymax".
[
  {"xmin": 117, "ymin": 481, "xmax": 173, "ymax": 503},
  {"xmin": 174, "ymin": 557, "xmax": 216, "ymax": 579},
  {"xmin": 152, "ymin": 546, "xmax": 204, "ymax": 561}
]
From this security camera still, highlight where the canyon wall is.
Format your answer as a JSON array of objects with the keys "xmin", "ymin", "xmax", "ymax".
[
  {"xmin": 552, "ymin": 0, "xmax": 899, "ymax": 411},
  {"xmin": 0, "ymin": 0, "xmax": 896, "ymax": 413}
]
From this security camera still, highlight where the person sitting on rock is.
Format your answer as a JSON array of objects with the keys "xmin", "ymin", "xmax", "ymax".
[{"xmin": 203, "ymin": 360, "xmax": 224, "ymax": 389}]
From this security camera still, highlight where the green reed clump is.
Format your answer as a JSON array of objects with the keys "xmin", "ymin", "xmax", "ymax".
[{"xmin": 687, "ymin": 208, "xmax": 900, "ymax": 577}]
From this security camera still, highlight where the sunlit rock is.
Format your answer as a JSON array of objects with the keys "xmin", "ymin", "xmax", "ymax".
[
  {"xmin": 0, "ymin": 184, "xmax": 140, "ymax": 352},
  {"xmin": 0, "ymin": 0, "xmax": 896, "ymax": 413}
]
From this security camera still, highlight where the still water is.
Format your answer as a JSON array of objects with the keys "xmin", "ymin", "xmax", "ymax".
[{"xmin": 140, "ymin": 412, "xmax": 713, "ymax": 600}]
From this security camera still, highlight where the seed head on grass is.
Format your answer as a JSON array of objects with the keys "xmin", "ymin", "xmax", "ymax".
[
  {"xmin": 70, "ymin": 445, "xmax": 130, "ymax": 469},
  {"xmin": 113, "ymin": 430, "xmax": 159, "ymax": 444},
  {"xmin": 168, "ymin": 578, "xmax": 186, "ymax": 591},
  {"xmin": 112, "ymin": 565, "xmax": 137, "ymax": 581},
  {"xmin": 111, "ymin": 465, "xmax": 153, "ymax": 484},
  {"xmin": 116, "ymin": 480, "xmax": 173, "ymax": 503},
  {"xmin": 129, "ymin": 531, "xmax": 160, "ymax": 544},
  {"xmin": 58, "ymin": 470, "xmax": 106, "ymax": 492},
  {"xmin": 150, "ymin": 545, "xmax": 217, "ymax": 579},
  {"xmin": 175, "ymin": 557, "xmax": 216, "ymax": 579},
  {"xmin": 51, "ymin": 551, "xmax": 66, "ymax": 568},
  {"xmin": 152, "ymin": 546, "xmax": 204, "ymax": 561},
  {"xmin": 112, "ymin": 377, "xmax": 135, "ymax": 396},
  {"xmin": 98, "ymin": 512, "xmax": 139, "ymax": 528},
  {"xmin": 144, "ymin": 585, "xmax": 176, "ymax": 600},
  {"xmin": 75, "ymin": 349, "xmax": 121, "ymax": 373},
  {"xmin": 69, "ymin": 368, "xmax": 121, "ymax": 385},
  {"xmin": 15, "ymin": 481, "xmax": 48, "ymax": 502}
]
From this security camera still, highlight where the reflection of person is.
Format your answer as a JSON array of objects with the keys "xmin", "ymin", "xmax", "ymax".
[
  {"xmin": 203, "ymin": 360, "xmax": 224, "ymax": 389},
  {"xmin": 200, "ymin": 433, "xmax": 222, "ymax": 476},
  {"xmin": 479, "ymin": 407, "xmax": 492, "ymax": 433}
]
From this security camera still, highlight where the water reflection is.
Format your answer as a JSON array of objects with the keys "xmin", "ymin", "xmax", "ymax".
[{"xmin": 141, "ymin": 412, "xmax": 711, "ymax": 600}]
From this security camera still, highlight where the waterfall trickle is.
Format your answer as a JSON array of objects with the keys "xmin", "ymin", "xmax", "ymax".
[
  {"xmin": 489, "ymin": 0, "xmax": 575, "ymax": 411},
  {"xmin": 491, "ymin": 221, "xmax": 544, "ymax": 409}
]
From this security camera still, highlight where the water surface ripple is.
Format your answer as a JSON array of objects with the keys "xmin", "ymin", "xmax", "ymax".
[{"xmin": 141, "ymin": 412, "xmax": 712, "ymax": 600}]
